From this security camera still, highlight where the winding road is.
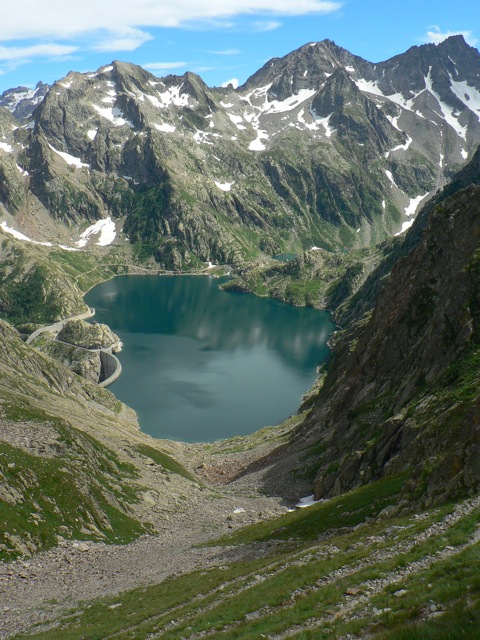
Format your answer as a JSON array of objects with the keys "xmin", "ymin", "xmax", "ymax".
[
  {"xmin": 26, "ymin": 307, "xmax": 122, "ymax": 387},
  {"xmin": 26, "ymin": 307, "xmax": 95, "ymax": 345}
]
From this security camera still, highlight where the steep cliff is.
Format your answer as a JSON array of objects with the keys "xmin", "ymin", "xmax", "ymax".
[{"xmin": 296, "ymin": 147, "xmax": 480, "ymax": 508}]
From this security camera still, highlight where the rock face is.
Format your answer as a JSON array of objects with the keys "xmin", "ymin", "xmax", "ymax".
[
  {"xmin": 0, "ymin": 81, "xmax": 49, "ymax": 122},
  {"xmin": 57, "ymin": 319, "xmax": 122, "ymax": 351},
  {"xmin": 0, "ymin": 37, "xmax": 479, "ymax": 266},
  {"xmin": 298, "ymin": 147, "xmax": 480, "ymax": 507},
  {"xmin": 42, "ymin": 341, "xmax": 102, "ymax": 383}
]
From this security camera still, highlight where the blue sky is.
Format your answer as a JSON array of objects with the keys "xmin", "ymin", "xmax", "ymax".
[{"xmin": 0, "ymin": 0, "xmax": 478, "ymax": 92}]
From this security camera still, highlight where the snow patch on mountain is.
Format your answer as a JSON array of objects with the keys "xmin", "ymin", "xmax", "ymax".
[
  {"xmin": 296, "ymin": 494, "xmax": 320, "ymax": 508},
  {"xmin": 395, "ymin": 219, "xmax": 415, "ymax": 235},
  {"xmin": 1, "ymin": 221, "xmax": 51, "ymax": 245},
  {"xmin": 0, "ymin": 221, "xmax": 78, "ymax": 251},
  {"xmin": 193, "ymin": 130, "xmax": 222, "ymax": 144},
  {"xmin": 385, "ymin": 136, "xmax": 412, "ymax": 157},
  {"xmin": 227, "ymin": 113, "xmax": 246, "ymax": 130},
  {"xmin": 156, "ymin": 86, "xmax": 190, "ymax": 108},
  {"xmin": 355, "ymin": 78, "xmax": 385, "ymax": 97},
  {"xmin": 16, "ymin": 164, "xmax": 29, "ymax": 177},
  {"xmin": 263, "ymin": 89, "xmax": 316, "ymax": 115},
  {"xmin": 145, "ymin": 94, "xmax": 162, "ymax": 108},
  {"xmin": 425, "ymin": 68, "xmax": 467, "ymax": 139},
  {"xmin": 394, "ymin": 192, "xmax": 430, "ymax": 236},
  {"xmin": 214, "ymin": 181, "xmax": 234, "ymax": 192},
  {"xmin": 92, "ymin": 104, "xmax": 134, "ymax": 128},
  {"xmin": 385, "ymin": 169, "xmax": 399, "ymax": 188},
  {"xmin": 101, "ymin": 89, "xmax": 116, "ymax": 104},
  {"xmin": 76, "ymin": 217, "xmax": 116, "ymax": 247},
  {"xmin": 154, "ymin": 123, "xmax": 176, "ymax": 133},
  {"xmin": 48, "ymin": 143, "xmax": 89, "ymax": 169},
  {"xmin": 249, "ymin": 130, "xmax": 269, "ymax": 151},
  {"xmin": 449, "ymin": 78, "xmax": 480, "ymax": 119},
  {"xmin": 405, "ymin": 192, "xmax": 429, "ymax": 217},
  {"xmin": 310, "ymin": 110, "xmax": 335, "ymax": 137},
  {"xmin": 0, "ymin": 142, "xmax": 14, "ymax": 153},
  {"xmin": 386, "ymin": 114, "xmax": 401, "ymax": 130},
  {"xmin": 383, "ymin": 91, "xmax": 424, "ymax": 117},
  {"xmin": 242, "ymin": 84, "xmax": 272, "ymax": 107},
  {"xmin": 298, "ymin": 108, "xmax": 320, "ymax": 131}
]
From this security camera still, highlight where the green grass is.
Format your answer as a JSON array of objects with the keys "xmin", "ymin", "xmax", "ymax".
[
  {"xmin": 366, "ymin": 544, "xmax": 480, "ymax": 639},
  {"xmin": 19, "ymin": 494, "xmax": 480, "ymax": 640},
  {"xmin": 210, "ymin": 473, "xmax": 407, "ymax": 545},
  {"xmin": 0, "ymin": 418, "xmax": 151, "ymax": 561},
  {"xmin": 135, "ymin": 444, "xmax": 196, "ymax": 481},
  {"xmin": 378, "ymin": 598, "xmax": 480, "ymax": 639}
]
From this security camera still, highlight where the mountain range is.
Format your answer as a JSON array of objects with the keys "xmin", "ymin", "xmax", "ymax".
[
  {"xmin": 1, "ymin": 35, "xmax": 480, "ymax": 637},
  {"xmin": 0, "ymin": 35, "xmax": 480, "ymax": 267}
]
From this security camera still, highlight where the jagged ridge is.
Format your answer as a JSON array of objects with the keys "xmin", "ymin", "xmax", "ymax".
[{"xmin": 0, "ymin": 37, "xmax": 479, "ymax": 267}]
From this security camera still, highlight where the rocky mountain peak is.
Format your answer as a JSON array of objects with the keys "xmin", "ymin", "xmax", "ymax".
[
  {"xmin": 0, "ymin": 80, "xmax": 49, "ymax": 123},
  {"xmin": 1, "ymin": 37, "xmax": 480, "ymax": 266},
  {"xmin": 240, "ymin": 38, "xmax": 358, "ymax": 101}
]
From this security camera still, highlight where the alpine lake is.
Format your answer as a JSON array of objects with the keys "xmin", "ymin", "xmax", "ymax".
[{"xmin": 85, "ymin": 275, "xmax": 335, "ymax": 442}]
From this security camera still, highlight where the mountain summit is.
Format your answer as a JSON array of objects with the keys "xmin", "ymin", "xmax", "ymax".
[{"xmin": 0, "ymin": 36, "xmax": 480, "ymax": 267}]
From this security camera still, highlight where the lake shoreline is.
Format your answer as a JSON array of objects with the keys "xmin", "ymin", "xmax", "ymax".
[{"xmin": 85, "ymin": 274, "xmax": 334, "ymax": 443}]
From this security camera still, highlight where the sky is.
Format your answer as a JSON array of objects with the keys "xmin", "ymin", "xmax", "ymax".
[{"xmin": 0, "ymin": 0, "xmax": 479, "ymax": 93}]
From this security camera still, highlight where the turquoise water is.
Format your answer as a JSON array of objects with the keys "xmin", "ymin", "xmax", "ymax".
[
  {"xmin": 85, "ymin": 275, "xmax": 334, "ymax": 442},
  {"xmin": 273, "ymin": 253, "xmax": 298, "ymax": 262}
]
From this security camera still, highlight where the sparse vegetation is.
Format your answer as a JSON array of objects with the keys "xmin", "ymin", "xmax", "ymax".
[
  {"xmin": 135, "ymin": 444, "xmax": 196, "ymax": 481},
  {"xmin": 16, "ymin": 490, "xmax": 480, "ymax": 639}
]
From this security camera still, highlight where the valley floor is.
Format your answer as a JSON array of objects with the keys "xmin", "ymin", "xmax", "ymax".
[
  {"xmin": 2, "ymin": 458, "xmax": 480, "ymax": 640},
  {"xmin": 0, "ymin": 424, "xmax": 307, "ymax": 639}
]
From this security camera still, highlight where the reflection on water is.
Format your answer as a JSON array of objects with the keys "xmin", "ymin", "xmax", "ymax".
[{"xmin": 85, "ymin": 276, "xmax": 334, "ymax": 442}]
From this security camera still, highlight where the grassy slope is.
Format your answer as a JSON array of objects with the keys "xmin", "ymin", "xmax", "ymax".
[
  {"xmin": 220, "ymin": 241, "xmax": 392, "ymax": 319},
  {"xmin": 0, "ymin": 319, "xmax": 196, "ymax": 560},
  {"xmin": 0, "ymin": 230, "xmax": 153, "ymax": 326},
  {"xmin": 17, "ymin": 477, "xmax": 479, "ymax": 639},
  {"xmin": 0, "ymin": 421, "xmax": 150, "ymax": 559}
]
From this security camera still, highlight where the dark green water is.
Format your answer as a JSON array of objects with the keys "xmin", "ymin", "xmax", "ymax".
[
  {"xmin": 85, "ymin": 276, "xmax": 334, "ymax": 442},
  {"xmin": 273, "ymin": 253, "xmax": 298, "ymax": 262}
]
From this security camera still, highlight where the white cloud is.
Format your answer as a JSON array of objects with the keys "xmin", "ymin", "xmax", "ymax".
[
  {"xmin": 0, "ymin": 43, "xmax": 78, "ymax": 62},
  {"xmin": 424, "ymin": 26, "xmax": 478, "ymax": 47},
  {"xmin": 91, "ymin": 28, "xmax": 153, "ymax": 52},
  {"xmin": 143, "ymin": 61, "xmax": 188, "ymax": 71},
  {"xmin": 0, "ymin": 1, "xmax": 342, "ymax": 40},
  {"xmin": 252, "ymin": 20, "xmax": 282, "ymax": 32},
  {"xmin": 221, "ymin": 77, "xmax": 239, "ymax": 88},
  {"xmin": 205, "ymin": 49, "xmax": 241, "ymax": 55}
]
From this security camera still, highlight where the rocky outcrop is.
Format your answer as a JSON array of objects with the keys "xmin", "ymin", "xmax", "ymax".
[
  {"xmin": 57, "ymin": 318, "xmax": 122, "ymax": 352},
  {"xmin": 297, "ymin": 147, "xmax": 480, "ymax": 507},
  {"xmin": 42, "ymin": 340, "xmax": 102, "ymax": 383}
]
